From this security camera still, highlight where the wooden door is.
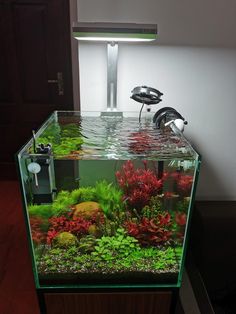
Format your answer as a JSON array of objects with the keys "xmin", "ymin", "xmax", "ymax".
[{"xmin": 0, "ymin": 0, "xmax": 79, "ymax": 178}]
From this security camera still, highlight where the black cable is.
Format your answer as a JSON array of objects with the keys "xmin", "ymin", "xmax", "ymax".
[{"xmin": 139, "ymin": 103, "xmax": 144, "ymax": 123}]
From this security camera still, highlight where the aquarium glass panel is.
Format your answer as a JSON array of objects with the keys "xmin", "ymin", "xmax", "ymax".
[{"xmin": 16, "ymin": 111, "xmax": 200, "ymax": 289}]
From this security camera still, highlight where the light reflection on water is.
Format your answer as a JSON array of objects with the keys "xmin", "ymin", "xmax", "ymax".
[{"xmin": 78, "ymin": 116, "xmax": 195, "ymax": 160}]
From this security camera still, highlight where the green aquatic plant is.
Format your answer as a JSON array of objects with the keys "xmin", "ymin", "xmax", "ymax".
[
  {"xmin": 176, "ymin": 198, "xmax": 190, "ymax": 212},
  {"xmin": 78, "ymin": 235, "xmax": 97, "ymax": 253},
  {"xmin": 36, "ymin": 122, "xmax": 61, "ymax": 147},
  {"xmin": 99, "ymin": 218, "xmax": 118, "ymax": 237},
  {"xmin": 51, "ymin": 190, "xmax": 73, "ymax": 215},
  {"xmin": 126, "ymin": 246, "xmax": 179, "ymax": 270},
  {"xmin": 37, "ymin": 244, "xmax": 181, "ymax": 274},
  {"xmin": 174, "ymin": 246, "xmax": 183, "ymax": 262},
  {"xmin": 45, "ymin": 181, "xmax": 123, "ymax": 219},
  {"xmin": 70, "ymin": 187, "xmax": 96, "ymax": 204},
  {"xmin": 28, "ymin": 203, "xmax": 53, "ymax": 219},
  {"xmin": 60, "ymin": 123, "xmax": 83, "ymax": 138},
  {"xmin": 152, "ymin": 247, "xmax": 176, "ymax": 270},
  {"xmin": 141, "ymin": 196, "xmax": 163, "ymax": 219},
  {"xmin": 53, "ymin": 137, "xmax": 84, "ymax": 155},
  {"xmin": 36, "ymin": 122, "xmax": 84, "ymax": 156},
  {"xmin": 94, "ymin": 180, "xmax": 124, "ymax": 218},
  {"xmin": 51, "ymin": 187, "xmax": 97, "ymax": 216},
  {"xmin": 92, "ymin": 227, "xmax": 139, "ymax": 261}
]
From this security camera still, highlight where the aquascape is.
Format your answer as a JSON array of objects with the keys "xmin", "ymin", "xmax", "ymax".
[{"xmin": 16, "ymin": 111, "xmax": 200, "ymax": 287}]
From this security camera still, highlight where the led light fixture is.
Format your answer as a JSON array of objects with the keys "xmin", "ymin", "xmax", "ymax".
[
  {"xmin": 73, "ymin": 22, "xmax": 158, "ymax": 116},
  {"xmin": 73, "ymin": 22, "xmax": 157, "ymax": 42}
]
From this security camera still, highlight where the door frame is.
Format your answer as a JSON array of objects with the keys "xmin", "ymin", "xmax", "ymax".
[{"xmin": 69, "ymin": 0, "xmax": 80, "ymax": 111}]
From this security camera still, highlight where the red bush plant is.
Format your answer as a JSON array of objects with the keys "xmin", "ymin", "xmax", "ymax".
[
  {"xmin": 124, "ymin": 212, "xmax": 173, "ymax": 246},
  {"xmin": 174, "ymin": 211, "xmax": 187, "ymax": 241},
  {"xmin": 116, "ymin": 160, "xmax": 163, "ymax": 211},
  {"xmin": 30, "ymin": 217, "xmax": 46, "ymax": 245},
  {"xmin": 164, "ymin": 171, "xmax": 193, "ymax": 197},
  {"xmin": 46, "ymin": 212, "xmax": 92, "ymax": 244}
]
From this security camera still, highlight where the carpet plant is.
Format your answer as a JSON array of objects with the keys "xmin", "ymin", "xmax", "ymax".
[
  {"xmin": 91, "ymin": 227, "xmax": 139, "ymax": 261},
  {"xmin": 37, "ymin": 242, "xmax": 182, "ymax": 274}
]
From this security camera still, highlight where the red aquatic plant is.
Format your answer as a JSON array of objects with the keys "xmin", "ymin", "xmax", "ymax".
[
  {"xmin": 174, "ymin": 211, "xmax": 187, "ymax": 241},
  {"xmin": 128, "ymin": 131, "xmax": 154, "ymax": 154},
  {"xmin": 177, "ymin": 175, "xmax": 193, "ymax": 195},
  {"xmin": 163, "ymin": 191, "xmax": 177, "ymax": 198},
  {"xmin": 30, "ymin": 217, "xmax": 46, "ymax": 245},
  {"xmin": 125, "ymin": 213, "xmax": 172, "ymax": 246},
  {"xmin": 164, "ymin": 171, "xmax": 193, "ymax": 197},
  {"xmin": 116, "ymin": 160, "xmax": 162, "ymax": 210},
  {"xmin": 175, "ymin": 212, "xmax": 187, "ymax": 226},
  {"xmin": 46, "ymin": 212, "xmax": 92, "ymax": 244}
]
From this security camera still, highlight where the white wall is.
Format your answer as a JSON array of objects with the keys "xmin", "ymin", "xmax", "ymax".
[{"xmin": 77, "ymin": 0, "xmax": 236, "ymax": 200}]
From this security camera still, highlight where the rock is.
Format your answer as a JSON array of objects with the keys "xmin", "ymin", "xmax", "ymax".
[
  {"xmin": 53, "ymin": 231, "xmax": 78, "ymax": 248},
  {"xmin": 73, "ymin": 201, "xmax": 101, "ymax": 219}
]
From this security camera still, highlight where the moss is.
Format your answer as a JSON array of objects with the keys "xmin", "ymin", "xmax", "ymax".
[
  {"xmin": 73, "ymin": 201, "xmax": 101, "ymax": 219},
  {"xmin": 52, "ymin": 232, "xmax": 78, "ymax": 248}
]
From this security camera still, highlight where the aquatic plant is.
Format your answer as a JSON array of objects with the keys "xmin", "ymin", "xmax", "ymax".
[
  {"xmin": 175, "ymin": 212, "xmax": 187, "ymax": 226},
  {"xmin": 60, "ymin": 123, "xmax": 83, "ymax": 138},
  {"xmin": 51, "ymin": 190, "xmax": 73, "ymax": 215},
  {"xmin": 116, "ymin": 160, "xmax": 162, "ymax": 211},
  {"xmin": 174, "ymin": 246, "xmax": 183, "ymax": 262},
  {"xmin": 166, "ymin": 171, "xmax": 193, "ymax": 197},
  {"xmin": 125, "ymin": 213, "xmax": 173, "ymax": 246},
  {"xmin": 176, "ymin": 198, "xmax": 190, "ymax": 212},
  {"xmin": 36, "ymin": 122, "xmax": 84, "ymax": 156},
  {"xmin": 70, "ymin": 187, "xmax": 96, "ymax": 203},
  {"xmin": 141, "ymin": 196, "xmax": 163, "ymax": 219},
  {"xmin": 128, "ymin": 131, "xmax": 153, "ymax": 154},
  {"xmin": 51, "ymin": 182, "xmax": 124, "ymax": 219},
  {"xmin": 53, "ymin": 231, "xmax": 79, "ymax": 248},
  {"xmin": 174, "ymin": 211, "xmax": 187, "ymax": 241},
  {"xmin": 37, "ymin": 244, "xmax": 181, "ymax": 274},
  {"xmin": 152, "ymin": 247, "xmax": 177, "ymax": 270},
  {"xmin": 53, "ymin": 137, "xmax": 84, "ymax": 155},
  {"xmin": 92, "ymin": 227, "xmax": 139, "ymax": 261},
  {"xmin": 78, "ymin": 235, "xmax": 97, "ymax": 253},
  {"xmin": 46, "ymin": 213, "xmax": 92, "ymax": 244},
  {"xmin": 28, "ymin": 204, "xmax": 53, "ymax": 219},
  {"xmin": 177, "ymin": 174, "xmax": 193, "ymax": 196},
  {"xmin": 51, "ymin": 187, "xmax": 96, "ymax": 216},
  {"xmin": 98, "ymin": 218, "xmax": 119, "ymax": 237},
  {"xmin": 94, "ymin": 180, "xmax": 124, "ymax": 218},
  {"xmin": 30, "ymin": 217, "xmax": 46, "ymax": 245},
  {"xmin": 36, "ymin": 122, "xmax": 61, "ymax": 147}
]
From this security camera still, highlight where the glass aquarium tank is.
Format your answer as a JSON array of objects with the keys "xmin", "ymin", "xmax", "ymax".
[{"xmin": 16, "ymin": 111, "xmax": 200, "ymax": 289}]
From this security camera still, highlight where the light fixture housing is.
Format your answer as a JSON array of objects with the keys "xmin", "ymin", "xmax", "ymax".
[
  {"xmin": 72, "ymin": 22, "xmax": 157, "ymax": 42},
  {"xmin": 73, "ymin": 22, "xmax": 158, "ymax": 116}
]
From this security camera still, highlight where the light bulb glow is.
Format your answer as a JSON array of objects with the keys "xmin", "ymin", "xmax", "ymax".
[{"xmin": 72, "ymin": 22, "xmax": 157, "ymax": 43}]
